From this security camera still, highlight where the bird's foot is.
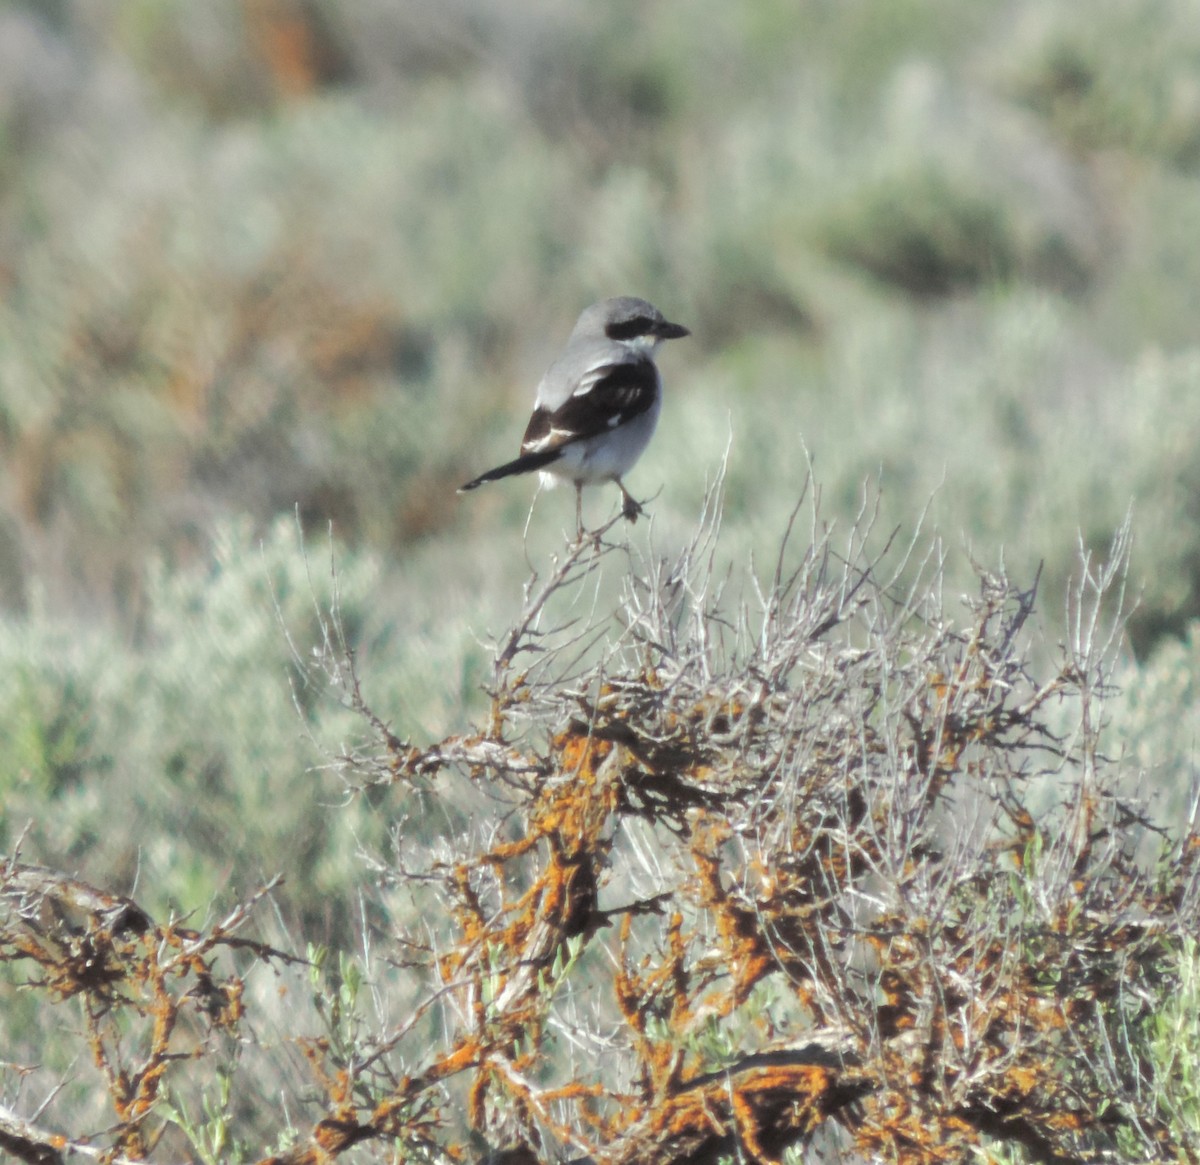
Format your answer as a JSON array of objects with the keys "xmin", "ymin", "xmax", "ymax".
[{"xmin": 619, "ymin": 485, "xmax": 644, "ymax": 524}]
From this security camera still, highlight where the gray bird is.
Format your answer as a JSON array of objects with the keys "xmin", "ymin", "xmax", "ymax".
[{"xmin": 459, "ymin": 296, "xmax": 689, "ymax": 535}]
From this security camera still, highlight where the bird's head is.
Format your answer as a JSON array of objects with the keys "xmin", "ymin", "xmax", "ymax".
[{"xmin": 575, "ymin": 296, "xmax": 690, "ymax": 352}]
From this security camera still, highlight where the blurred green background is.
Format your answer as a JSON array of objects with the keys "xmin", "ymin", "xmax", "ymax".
[{"xmin": 2, "ymin": 0, "xmax": 1200, "ymax": 925}]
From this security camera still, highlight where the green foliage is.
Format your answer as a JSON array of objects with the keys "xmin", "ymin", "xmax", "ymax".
[
  {"xmin": 160, "ymin": 1065, "xmax": 253, "ymax": 1165},
  {"xmin": 307, "ymin": 941, "xmax": 367, "ymax": 1067},
  {"xmin": 1141, "ymin": 938, "xmax": 1200, "ymax": 1152},
  {"xmin": 3, "ymin": 3, "xmax": 1200, "ymax": 1155},
  {"xmin": 1003, "ymin": 0, "xmax": 1200, "ymax": 167},
  {"xmin": 821, "ymin": 165, "xmax": 1018, "ymax": 296},
  {"xmin": 1110, "ymin": 620, "xmax": 1200, "ymax": 818},
  {"xmin": 1, "ymin": 0, "xmax": 1199, "ymax": 647},
  {"xmin": 0, "ymin": 517, "xmax": 399, "ymax": 930}
]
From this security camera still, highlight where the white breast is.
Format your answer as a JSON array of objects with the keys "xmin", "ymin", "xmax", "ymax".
[{"xmin": 540, "ymin": 394, "xmax": 662, "ymax": 487}]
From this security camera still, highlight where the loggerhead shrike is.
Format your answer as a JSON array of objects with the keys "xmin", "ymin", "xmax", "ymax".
[{"xmin": 459, "ymin": 296, "xmax": 689, "ymax": 535}]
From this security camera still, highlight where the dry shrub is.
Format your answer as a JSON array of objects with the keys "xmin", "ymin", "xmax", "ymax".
[{"xmin": 3, "ymin": 482, "xmax": 1198, "ymax": 1164}]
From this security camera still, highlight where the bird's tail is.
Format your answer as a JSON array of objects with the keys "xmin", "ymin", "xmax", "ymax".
[{"xmin": 458, "ymin": 448, "xmax": 562, "ymax": 493}]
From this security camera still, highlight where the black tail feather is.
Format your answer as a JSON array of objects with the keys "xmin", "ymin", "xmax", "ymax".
[{"xmin": 458, "ymin": 448, "xmax": 562, "ymax": 493}]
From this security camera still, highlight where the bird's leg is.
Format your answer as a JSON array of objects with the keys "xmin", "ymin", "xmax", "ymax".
[
  {"xmin": 575, "ymin": 482, "xmax": 585, "ymax": 540},
  {"xmin": 617, "ymin": 479, "xmax": 644, "ymax": 523}
]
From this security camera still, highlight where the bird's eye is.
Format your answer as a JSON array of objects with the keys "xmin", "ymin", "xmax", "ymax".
[{"xmin": 606, "ymin": 317, "xmax": 653, "ymax": 341}]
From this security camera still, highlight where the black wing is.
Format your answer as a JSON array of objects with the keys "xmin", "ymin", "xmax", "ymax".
[{"xmin": 520, "ymin": 359, "xmax": 658, "ymax": 454}]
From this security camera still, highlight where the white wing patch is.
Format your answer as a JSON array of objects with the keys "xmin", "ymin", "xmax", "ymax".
[{"xmin": 570, "ymin": 364, "xmax": 613, "ymax": 398}]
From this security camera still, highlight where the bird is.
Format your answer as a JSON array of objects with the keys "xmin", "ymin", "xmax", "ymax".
[{"xmin": 459, "ymin": 296, "xmax": 689, "ymax": 536}]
